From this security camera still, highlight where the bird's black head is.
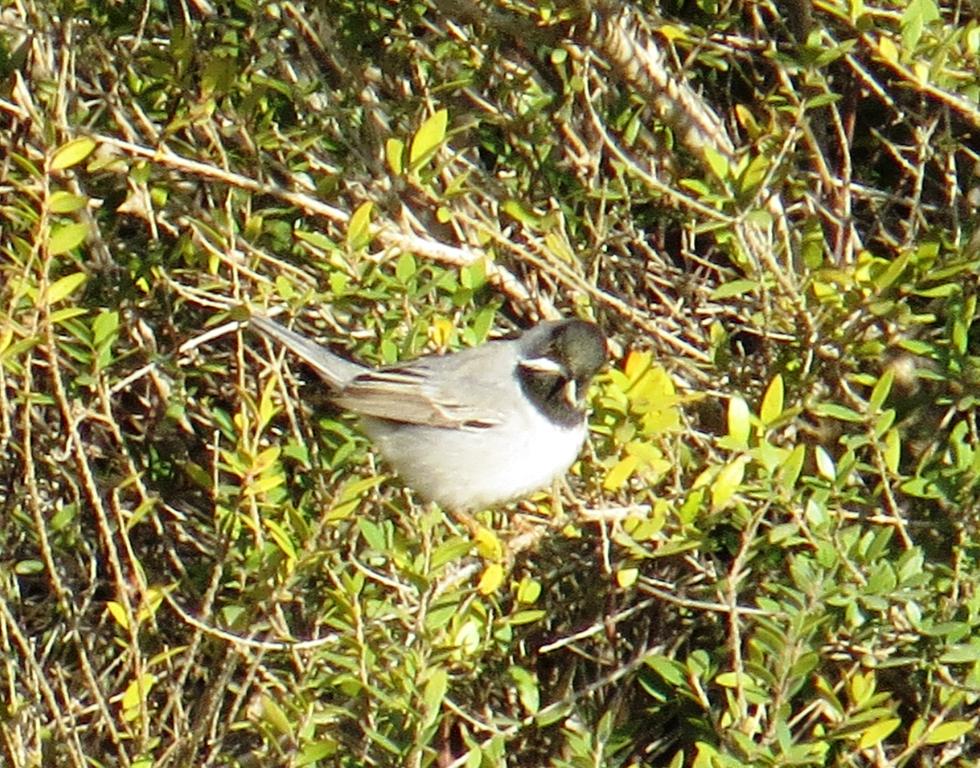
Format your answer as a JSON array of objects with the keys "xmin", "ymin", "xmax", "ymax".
[{"xmin": 517, "ymin": 319, "xmax": 608, "ymax": 427}]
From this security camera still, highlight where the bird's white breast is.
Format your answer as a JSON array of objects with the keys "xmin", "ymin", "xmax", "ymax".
[{"xmin": 360, "ymin": 405, "xmax": 587, "ymax": 512}]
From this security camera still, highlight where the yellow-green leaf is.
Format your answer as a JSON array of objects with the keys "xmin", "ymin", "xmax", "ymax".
[
  {"xmin": 704, "ymin": 145, "xmax": 730, "ymax": 182},
  {"xmin": 907, "ymin": 717, "xmax": 927, "ymax": 747},
  {"xmin": 106, "ymin": 601, "xmax": 130, "ymax": 630},
  {"xmin": 780, "ymin": 444, "xmax": 806, "ymax": 490},
  {"xmin": 49, "ymin": 191, "xmax": 88, "ymax": 213},
  {"xmin": 474, "ymin": 527, "xmax": 503, "ymax": 561},
  {"xmin": 604, "ymin": 454, "xmax": 638, "ymax": 491},
  {"xmin": 47, "ymin": 271, "xmax": 88, "ymax": 303},
  {"xmin": 92, "ymin": 309, "xmax": 119, "ymax": 348},
  {"xmin": 509, "ymin": 666, "xmax": 540, "ymax": 714},
  {"xmin": 616, "ymin": 567, "xmax": 638, "ymax": 588},
  {"xmin": 516, "ymin": 577, "xmax": 541, "ymax": 604},
  {"xmin": 883, "ymin": 428, "xmax": 901, "ymax": 473},
  {"xmin": 385, "ymin": 137, "xmax": 405, "ymax": 175},
  {"xmin": 258, "ymin": 377, "xmax": 280, "ymax": 431},
  {"xmin": 858, "ymin": 717, "xmax": 901, "ymax": 749},
  {"xmin": 814, "ymin": 445, "xmax": 836, "ymax": 481},
  {"xmin": 47, "ymin": 221, "xmax": 89, "ymax": 256},
  {"xmin": 346, "ymin": 201, "xmax": 373, "ymax": 251},
  {"xmin": 759, "ymin": 374, "xmax": 784, "ymax": 426},
  {"xmin": 409, "ymin": 108, "xmax": 448, "ymax": 165},
  {"xmin": 727, "ymin": 396, "xmax": 751, "ymax": 447},
  {"xmin": 711, "ymin": 457, "xmax": 748, "ymax": 512},
  {"xmin": 326, "ymin": 476, "xmax": 385, "ymax": 521},
  {"xmin": 924, "ymin": 720, "xmax": 974, "ymax": 745},
  {"xmin": 453, "ymin": 620, "xmax": 480, "ymax": 655},
  {"xmin": 869, "ymin": 368, "xmax": 894, "ymax": 412},
  {"xmin": 50, "ymin": 307, "xmax": 88, "ymax": 324},
  {"xmin": 847, "ymin": 670, "xmax": 875, "ymax": 706},
  {"xmin": 259, "ymin": 693, "xmax": 294, "ymax": 736},
  {"xmin": 50, "ymin": 136, "xmax": 96, "ymax": 171},
  {"xmin": 739, "ymin": 153, "xmax": 769, "ymax": 195},
  {"xmin": 478, "ymin": 563, "xmax": 504, "ymax": 594},
  {"xmin": 878, "ymin": 35, "xmax": 899, "ymax": 64},
  {"xmin": 120, "ymin": 673, "xmax": 157, "ymax": 722},
  {"xmin": 422, "ymin": 668, "xmax": 448, "ymax": 726}
]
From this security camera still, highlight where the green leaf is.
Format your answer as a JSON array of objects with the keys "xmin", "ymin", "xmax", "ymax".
[
  {"xmin": 516, "ymin": 577, "xmax": 541, "ymax": 604},
  {"xmin": 422, "ymin": 668, "xmax": 448, "ymax": 726},
  {"xmin": 738, "ymin": 153, "xmax": 769, "ymax": 195},
  {"xmin": 49, "ymin": 191, "xmax": 88, "ymax": 213},
  {"xmin": 710, "ymin": 279, "xmax": 757, "ymax": 299},
  {"xmin": 92, "ymin": 310, "xmax": 119, "ymax": 348},
  {"xmin": 295, "ymin": 741, "xmax": 338, "ymax": 766},
  {"xmin": 508, "ymin": 666, "xmax": 540, "ymax": 715},
  {"xmin": 346, "ymin": 201, "xmax": 373, "ymax": 251},
  {"xmin": 395, "ymin": 252, "xmax": 416, "ymax": 283},
  {"xmin": 703, "ymin": 145, "xmax": 730, "ymax": 182},
  {"xmin": 938, "ymin": 644, "xmax": 980, "ymax": 663},
  {"xmin": 409, "ymin": 108, "xmax": 448, "ymax": 166},
  {"xmin": 106, "ymin": 600, "xmax": 130, "ymax": 630},
  {"xmin": 759, "ymin": 374, "xmax": 784, "ymax": 425},
  {"xmin": 258, "ymin": 693, "xmax": 293, "ymax": 737},
  {"xmin": 711, "ymin": 457, "xmax": 748, "ymax": 512},
  {"xmin": 924, "ymin": 720, "xmax": 974, "ymax": 745},
  {"xmin": 868, "ymin": 369, "xmax": 894, "ymax": 412},
  {"xmin": 385, "ymin": 137, "xmax": 404, "ymax": 175},
  {"xmin": 50, "ymin": 136, "xmax": 96, "ymax": 170},
  {"xmin": 811, "ymin": 402, "xmax": 864, "ymax": 422},
  {"xmin": 49, "ymin": 307, "xmax": 88, "ymax": 324},
  {"xmin": 874, "ymin": 252, "xmax": 909, "ymax": 291},
  {"xmin": 858, "ymin": 717, "xmax": 901, "ymax": 749},
  {"xmin": 727, "ymin": 396, "xmax": 751, "ymax": 447},
  {"xmin": 901, "ymin": 0, "xmax": 940, "ymax": 49},
  {"xmin": 357, "ymin": 517, "xmax": 388, "ymax": 551},
  {"xmin": 47, "ymin": 272, "xmax": 88, "ymax": 303},
  {"xmin": 644, "ymin": 654, "xmax": 687, "ymax": 687},
  {"xmin": 883, "ymin": 428, "xmax": 901, "ymax": 473},
  {"xmin": 47, "ymin": 221, "xmax": 89, "ymax": 256},
  {"xmin": 814, "ymin": 445, "xmax": 836, "ymax": 481}
]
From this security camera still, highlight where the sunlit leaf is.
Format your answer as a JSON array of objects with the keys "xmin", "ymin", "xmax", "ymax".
[
  {"xmin": 478, "ymin": 563, "xmax": 504, "ymax": 594},
  {"xmin": 347, "ymin": 201, "xmax": 374, "ymax": 251},
  {"xmin": 616, "ymin": 567, "xmax": 638, "ymax": 588},
  {"xmin": 409, "ymin": 108, "xmax": 448, "ymax": 166},
  {"xmin": 859, "ymin": 717, "xmax": 901, "ymax": 749},
  {"xmin": 814, "ymin": 446, "xmax": 836, "ymax": 481},
  {"xmin": 509, "ymin": 666, "xmax": 540, "ymax": 714},
  {"xmin": 47, "ymin": 221, "xmax": 89, "ymax": 256},
  {"xmin": 50, "ymin": 136, "xmax": 96, "ymax": 170},
  {"xmin": 711, "ymin": 457, "xmax": 748, "ymax": 512},
  {"xmin": 49, "ymin": 191, "xmax": 88, "ymax": 213},
  {"xmin": 47, "ymin": 271, "xmax": 88, "ymax": 303},
  {"xmin": 422, "ymin": 668, "xmax": 448, "ymax": 726},
  {"xmin": 385, "ymin": 137, "xmax": 405, "ymax": 175},
  {"xmin": 759, "ymin": 374, "xmax": 784, "ymax": 426},
  {"xmin": 727, "ymin": 396, "xmax": 751, "ymax": 447}
]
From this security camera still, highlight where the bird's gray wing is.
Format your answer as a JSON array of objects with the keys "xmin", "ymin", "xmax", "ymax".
[
  {"xmin": 251, "ymin": 314, "xmax": 365, "ymax": 388},
  {"xmin": 334, "ymin": 347, "xmax": 511, "ymax": 429}
]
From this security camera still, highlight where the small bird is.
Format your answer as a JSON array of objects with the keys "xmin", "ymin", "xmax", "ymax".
[{"xmin": 251, "ymin": 314, "xmax": 608, "ymax": 512}]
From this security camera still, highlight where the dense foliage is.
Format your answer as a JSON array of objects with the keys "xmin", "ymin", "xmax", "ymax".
[{"xmin": 1, "ymin": 0, "xmax": 979, "ymax": 765}]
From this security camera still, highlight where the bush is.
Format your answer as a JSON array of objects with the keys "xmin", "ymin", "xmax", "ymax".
[{"xmin": 1, "ymin": 0, "xmax": 978, "ymax": 765}]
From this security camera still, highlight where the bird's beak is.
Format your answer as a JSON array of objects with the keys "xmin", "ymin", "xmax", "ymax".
[{"xmin": 564, "ymin": 379, "xmax": 580, "ymax": 406}]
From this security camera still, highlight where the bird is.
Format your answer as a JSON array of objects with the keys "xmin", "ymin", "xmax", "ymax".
[{"xmin": 250, "ymin": 313, "xmax": 608, "ymax": 512}]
